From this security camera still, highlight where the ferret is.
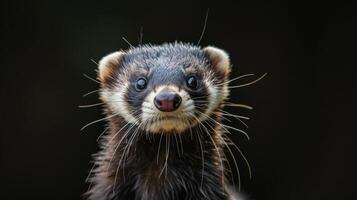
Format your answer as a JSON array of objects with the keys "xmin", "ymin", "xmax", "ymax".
[{"xmin": 86, "ymin": 42, "xmax": 246, "ymax": 200}]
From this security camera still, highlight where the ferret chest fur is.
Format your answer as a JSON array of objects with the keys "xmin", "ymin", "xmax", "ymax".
[{"xmin": 93, "ymin": 114, "xmax": 228, "ymax": 200}]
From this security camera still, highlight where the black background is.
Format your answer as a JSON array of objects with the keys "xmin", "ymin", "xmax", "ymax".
[{"xmin": 1, "ymin": 1, "xmax": 356, "ymax": 200}]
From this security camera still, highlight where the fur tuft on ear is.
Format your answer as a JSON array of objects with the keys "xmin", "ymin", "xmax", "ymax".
[
  {"xmin": 203, "ymin": 46, "xmax": 231, "ymax": 77},
  {"xmin": 98, "ymin": 51, "xmax": 125, "ymax": 84}
]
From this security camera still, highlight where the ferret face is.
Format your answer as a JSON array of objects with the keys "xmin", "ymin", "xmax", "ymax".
[{"xmin": 99, "ymin": 43, "xmax": 231, "ymax": 134}]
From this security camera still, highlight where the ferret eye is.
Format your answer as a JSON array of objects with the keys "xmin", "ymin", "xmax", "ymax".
[
  {"xmin": 186, "ymin": 76, "xmax": 198, "ymax": 89},
  {"xmin": 135, "ymin": 78, "xmax": 147, "ymax": 90}
]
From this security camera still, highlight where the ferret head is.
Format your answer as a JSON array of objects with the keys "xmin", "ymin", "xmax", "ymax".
[{"xmin": 98, "ymin": 43, "xmax": 231, "ymax": 134}]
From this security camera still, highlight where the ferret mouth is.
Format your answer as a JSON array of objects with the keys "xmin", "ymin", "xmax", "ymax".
[
  {"xmin": 149, "ymin": 115, "xmax": 186, "ymax": 125},
  {"xmin": 155, "ymin": 116, "xmax": 181, "ymax": 121},
  {"xmin": 143, "ymin": 115, "xmax": 190, "ymax": 133}
]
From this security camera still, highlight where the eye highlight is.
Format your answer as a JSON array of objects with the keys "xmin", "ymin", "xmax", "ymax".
[
  {"xmin": 135, "ymin": 78, "xmax": 147, "ymax": 91},
  {"xmin": 186, "ymin": 75, "xmax": 198, "ymax": 89}
]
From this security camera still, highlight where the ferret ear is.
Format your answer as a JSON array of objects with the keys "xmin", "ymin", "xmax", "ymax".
[
  {"xmin": 98, "ymin": 51, "xmax": 126, "ymax": 83},
  {"xmin": 203, "ymin": 46, "xmax": 231, "ymax": 78}
]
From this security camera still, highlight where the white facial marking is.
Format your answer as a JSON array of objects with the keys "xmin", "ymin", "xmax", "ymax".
[
  {"xmin": 197, "ymin": 75, "xmax": 226, "ymax": 122},
  {"xmin": 101, "ymin": 82, "xmax": 138, "ymax": 124}
]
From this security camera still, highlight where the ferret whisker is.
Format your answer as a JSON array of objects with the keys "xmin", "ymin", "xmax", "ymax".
[
  {"xmin": 85, "ymin": 162, "xmax": 97, "ymax": 192},
  {"xmin": 78, "ymin": 102, "xmax": 105, "ymax": 108},
  {"xmin": 187, "ymin": 113, "xmax": 205, "ymax": 189},
  {"xmin": 157, "ymin": 132, "xmax": 164, "ymax": 164},
  {"xmin": 216, "ymin": 110, "xmax": 249, "ymax": 128},
  {"xmin": 108, "ymin": 122, "xmax": 132, "ymax": 144},
  {"xmin": 142, "ymin": 105, "xmax": 155, "ymax": 110},
  {"xmin": 218, "ymin": 111, "xmax": 250, "ymax": 120},
  {"xmin": 159, "ymin": 134, "xmax": 170, "ymax": 179},
  {"xmin": 90, "ymin": 59, "xmax": 99, "ymax": 66},
  {"xmin": 81, "ymin": 113, "xmax": 119, "ymax": 131},
  {"xmin": 196, "ymin": 128, "xmax": 205, "ymax": 189},
  {"xmin": 113, "ymin": 130, "xmax": 133, "ymax": 193},
  {"xmin": 83, "ymin": 89, "xmax": 100, "ymax": 97},
  {"xmin": 178, "ymin": 130, "xmax": 184, "ymax": 156},
  {"xmin": 219, "ymin": 134, "xmax": 241, "ymax": 191},
  {"xmin": 85, "ymin": 162, "xmax": 96, "ymax": 183},
  {"xmin": 195, "ymin": 110, "xmax": 234, "ymax": 137},
  {"xmin": 218, "ymin": 109, "xmax": 250, "ymax": 120},
  {"xmin": 159, "ymin": 136, "xmax": 168, "ymax": 178},
  {"xmin": 223, "ymin": 135, "xmax": 252, "ymax": 179},
  {"xmin": 198, "ymin": 109, "xmax": 249, "ymax": 140},
  {"xmin": 107, "ymin": 122, "xmax": 136, "ymax": 171},
  {"xmin": 222, "ymin": 124, "xmax": 250, "ymax": 140},
  {"xmin": 215, "ymin": 135, "xmax": 235, "ymax": 188},
  {"xmin": 114, "ymin": 99, "xmax": 136, "ymax": 103},
  {"xmin": 83, "ymin": 73, "xmax": 100, "ymax": 84},
  {"xmin": 165, "ymin": 136, "xmax": 171, "ymax": 179},
  {"xmin": 199, "ymin": 119, "xmax": 225, "ymax": 187},
  {"xmin": 223, "ymin": 102, "xmax": 254, "ymax": 110},
  {"xmin": 235, "ymin": 117, "xmax": 248, "ymax": 128},
  {"xmin": 138, "ymin": 26, "xmax": 144, "ymax": 45},
  {"xmin": 113, "ymin": 121, "xmax": 143, "ymax": 192},
  {"xmin": 122, "ymin": 37, "xmax": 134, "ymax": 48},
  {"xmin": 215, "ymin": 73, "xmax": 255, "ymax": 87},
  {"xmin": 191, "ymin": 95, "xmax": 210, "ymax": 100},
  {"xmin": 121, "ymin": 122, "xmax": 143, "ymax": 180},
  {"xmin": 173, "ymin": 134, "xmax": 181, "ymax": 157},
  {"xmin": 97, "ymin": 126, "xmax": 110, "ymax": 142},
  {"xmin": 165, "ymin": 135, "xmax": 170, "ymax": 178},
  {"xmin": 188, "ymin": 118, "xmax": 194, "ymax": 140},
  {"xmin": 218, "ymin": 114, "xmax": 232, "ymax": 123},
  {"xmin": 197, "ymin": 8, "xmax": 209, "ymax": 45},
  {"xmin": 228, "ymin": 73, "xmax": 268, "ymax": 89},
  {"xmin": 201, "ymin": 119, "xmax": 237, "ymax": 189},
  {"xmin": 190, "ymin": 114, "xmax": 225, "ymax": 187},
  {"xmin": 192, "ymin": 99, "xmax": 210, "ymax": 102}
]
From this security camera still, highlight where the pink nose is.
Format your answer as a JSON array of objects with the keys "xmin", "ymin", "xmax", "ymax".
[{"xmin": 154, "ymin": 92, "xmax": 182, "ymax": 112}]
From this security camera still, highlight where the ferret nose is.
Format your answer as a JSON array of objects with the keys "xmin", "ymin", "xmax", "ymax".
[{"xmin": 154, "ymin": 92, "xmax": 182, "ymax": 112}]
